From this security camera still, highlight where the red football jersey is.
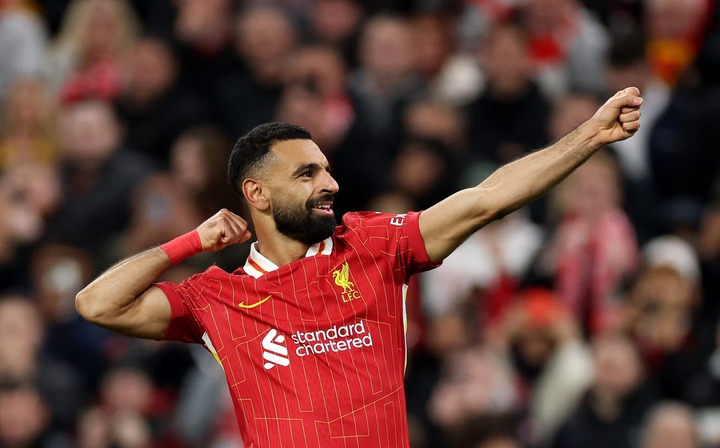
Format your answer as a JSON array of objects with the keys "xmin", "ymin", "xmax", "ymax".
[{"xmin": 156, "ymin": 211, "xmax": 438, "ymax": 448}]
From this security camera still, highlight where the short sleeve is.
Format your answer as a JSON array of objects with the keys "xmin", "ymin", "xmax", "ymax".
[
  {"xmin": 399, "ymin": 211, "xmax": 439, "ymax": 272},
  {"xmin": 155, "ymin": 277, "xmax": 205, "ymax": 344},
  {"xmin": 342, "ymin": 211, "xmax": 441, "ymax": 278}
]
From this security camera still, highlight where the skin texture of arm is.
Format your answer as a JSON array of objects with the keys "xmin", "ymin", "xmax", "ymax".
[
  {"xmin": 75, "ymin": 209, "xmax": 251, "ymax": 340},
  {"xmin": 420, "ymin": 87, "xmax": 643, "ymax": 264}
]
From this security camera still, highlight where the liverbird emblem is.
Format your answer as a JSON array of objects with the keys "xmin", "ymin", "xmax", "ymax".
[{"xmin": 332, "ymin": 262, "xmax": 360, "ymax": 302}]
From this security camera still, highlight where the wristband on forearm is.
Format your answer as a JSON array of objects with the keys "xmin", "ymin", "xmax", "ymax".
[{"xmin": 159, "ymin": 230, "xmax": 203, "ymax": 265}]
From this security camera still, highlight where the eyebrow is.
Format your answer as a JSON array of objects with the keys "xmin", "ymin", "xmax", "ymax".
[{"xmin": 290, "ymin": 162, "xmax": 330, "ymax": 177}]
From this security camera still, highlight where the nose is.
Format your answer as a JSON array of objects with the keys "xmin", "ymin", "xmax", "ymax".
[{"xmin": 320, "ymin": 170, "xmax": 339, "ymax": 194}]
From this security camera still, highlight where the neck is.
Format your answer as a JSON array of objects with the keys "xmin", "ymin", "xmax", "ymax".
[
  {"xmin": 590, "ymin": 390, "xmax": 622, "ymax": 421},
  {"xmin": 256, "ymin": 237, "xmax": 310, "ymax": 267},
  {"xmin": 253, "ymin": 217, "xmax": 311, "ymax": 267}
]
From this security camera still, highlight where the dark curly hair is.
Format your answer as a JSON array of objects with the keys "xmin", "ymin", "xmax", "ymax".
[{"xmin": 227, "ymin": 122, "xmax": 312, "ymax": 198}]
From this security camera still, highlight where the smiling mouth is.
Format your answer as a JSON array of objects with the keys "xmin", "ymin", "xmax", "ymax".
[{"xmin": 312, "ymin": 203, "xmax": 334, "ymax": 214}]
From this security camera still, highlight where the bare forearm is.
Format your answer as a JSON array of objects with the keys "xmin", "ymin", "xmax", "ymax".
[
  {"xmin": 477, "ymin": 122, "xmax": 600, "ymax": 218},
  {"xmin": 420, "ymin": 88, "xmax": 642, "ymax": 264},
  {"xmin": 421, "ymin": 123, "xmax": 601, "ymax": 263},
  {"xmin": 75, "ymin": 247, "xmax": 171, "ymax": 325}
]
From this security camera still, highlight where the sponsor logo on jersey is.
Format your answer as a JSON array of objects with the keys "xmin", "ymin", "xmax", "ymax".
[
  {"xmin": 291, "ymin": 320, "xmax": 373, "ymax": 357},
  {"xmin": 261, "ymin": 321, "xmax": 374, "ymax": 368},
  {"xmin": 262, "ymin": 328, "xmax": 290, "ymax": 370},
  {"xmin": 332, "ymin": 262, "xmax": 361, "ymax": 302},
  {"xmin": 238, "ymin": 295, "xmax": 272, "ymax": 309}
]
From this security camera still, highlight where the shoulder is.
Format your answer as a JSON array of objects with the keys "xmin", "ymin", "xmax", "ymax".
[
  {"xmin": 178, "ymin": 264, "xmax": 249, "ymax": 287},
  {"xmin": 100, "ymin": 150, "xmax": 156, "ymax": 189},
  {"xmin": 339, "ymin": 211, "xmax": 415, "ymax": 229},
  {"xmin": 335, "ymin": 211, "xmax": 415, "ymax": 237},
  {"xmin": 2, "ymin": 11, "xmax": 44, "ymax": 34},
  {"xmin": 335, "ymin": 211, "xmax": 423, "ymax": 246},
  {"xmin": 113, "ymin": 149, "xmax": 156, "ymax": 170}
]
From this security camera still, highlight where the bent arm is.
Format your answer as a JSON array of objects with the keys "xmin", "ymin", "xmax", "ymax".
[
  {"xmin": 75, "ymin": 209, "xmax": 251, "ymax": 340},
  {"xmin": 75, "ymin": 248, "xmax": 174, "ymax": 339},
  {"xmin": 420, "ymin": 88, "xmax": 643, "ymax": 263}
]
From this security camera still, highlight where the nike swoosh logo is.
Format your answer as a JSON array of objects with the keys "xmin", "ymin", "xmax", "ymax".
[{"xmin": 238, "ymin": 295, "xmax": 272, "ymax": 309}]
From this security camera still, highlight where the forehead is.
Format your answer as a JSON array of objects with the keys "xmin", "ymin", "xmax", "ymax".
[{"xmin": 269, "ymin": 139, "xmax": 328, "ymax": 170}]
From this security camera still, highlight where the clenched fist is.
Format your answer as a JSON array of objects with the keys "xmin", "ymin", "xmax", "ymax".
[
  {"xmin": 590, "ymin": 87, "xmax": 643, "ymax": 145},
  {"xmin": 197, "ymin": 209, "xmax": 252, "ymax": 252}
]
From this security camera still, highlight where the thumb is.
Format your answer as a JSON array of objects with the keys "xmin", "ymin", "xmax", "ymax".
[
  {"xmin": 622, "ymin": 86, "xmax": 640, "ymax": 97},
  {"xmin": 595, "ymin": 88, "xmax": 643, "ymax": 126},
  {"xmin": 606, "ymin": 89, "xmax": 643, "ymax": 110}
]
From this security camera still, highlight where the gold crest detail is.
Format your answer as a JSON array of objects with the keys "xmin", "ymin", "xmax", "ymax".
[{"xmin": 332, "ymin": 262, "xmax": 360, "ymax": 302}]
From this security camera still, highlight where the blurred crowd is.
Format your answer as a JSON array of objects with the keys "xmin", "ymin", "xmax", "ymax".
[{"xmin": 1, "ymin": 0, "xmax": 720, "ymax": 447}]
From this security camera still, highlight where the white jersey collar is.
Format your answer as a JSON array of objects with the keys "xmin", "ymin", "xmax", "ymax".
[{"xmin": 243, "ymin": 237, "xmax": 334, "ymax": 278}]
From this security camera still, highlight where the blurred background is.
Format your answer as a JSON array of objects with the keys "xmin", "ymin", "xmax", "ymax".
[{"xmin": 1, "ymin": 0, "xmax": 720, "ymax": 447}]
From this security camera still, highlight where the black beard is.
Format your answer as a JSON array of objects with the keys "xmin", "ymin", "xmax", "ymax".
[{"xmin": 273, "ymin": 194, "xmax": 337, "ymax": 245}]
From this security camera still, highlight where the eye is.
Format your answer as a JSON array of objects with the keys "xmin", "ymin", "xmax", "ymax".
[{"xmin": 301, "ymin": 170, "xmax": 312, "ymax": 178}]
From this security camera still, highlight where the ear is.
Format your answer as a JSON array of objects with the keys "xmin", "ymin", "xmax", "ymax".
[{"xmin": 242, "ymin": 178, "xmax": 270, "ymax": 211}]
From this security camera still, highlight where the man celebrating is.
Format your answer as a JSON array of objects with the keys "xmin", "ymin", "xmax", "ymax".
[{"xmin": 76, "ymin": 88, "xmax": 643, "ymax": 447}]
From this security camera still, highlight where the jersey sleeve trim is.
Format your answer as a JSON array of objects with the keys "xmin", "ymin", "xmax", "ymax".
[
  {"xmin": 155, "ymin": 281, "xmax": 203, "ymax": 343},
  {"xmin": 406, "ymin": 211, "xmax": 442, "ymax": 271}
]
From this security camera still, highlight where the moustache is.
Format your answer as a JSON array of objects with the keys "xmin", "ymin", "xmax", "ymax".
[{"xmin": 306, "ymin": 194, "xmax": 335, "ymax": 210}]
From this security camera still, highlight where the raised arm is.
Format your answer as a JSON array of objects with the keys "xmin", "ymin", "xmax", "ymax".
[
  {"xmin": 75, "ymin": 209, "xmax": 251, "ymax": 340},
  {"xmin": 420, "ymin": 87, "xmax": 643, "ymax": 263}
]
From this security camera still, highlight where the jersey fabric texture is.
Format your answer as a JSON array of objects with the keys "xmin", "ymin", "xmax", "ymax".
[{"xmin": 156, "ymin": 211, "xmax": 438, "ymax": 448}]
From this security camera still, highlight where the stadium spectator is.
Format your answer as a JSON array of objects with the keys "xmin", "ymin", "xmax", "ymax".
[
  {"xmin": 119, "ymin": 125, "xmax": 242, "ymax": 267},
  {"xmin": 276, "ymin": 44, "xmax": 353, "ymax": 154},
  {"xmin": 518, "ymin": 0, "xmax": 609, "ymax": 95},
  {"xmin": 410, "ymin": 11, "xmax": 482, "ymax": 106},
  {"xmin": 49, "ymin": 0, "xmax": 139, "ymax": 104},
  {"xmin": 331, "ymin": 15, "xmax": 424, "ymax": 212},
  {"xmin": 0, "ymin": 0, "xmax": 47, "ymax": 99},
  {"xmin": 601, "ymin": 32, "xmax": 668, "ymax": 243},
  {"xmin": 488, "ymin": 288, "xmax": 593, "ymax": 444},
  {"xmin": 45, "ymin": 100, "xmax": 154, "ymax": 253},
  {"xmin": 623, "ymin": 266, "xmax": 697, "ymax": 362},
  {"xmin": 551, "ymin": 332, "xmax": 657, "ymax": 448},
  {"xmin": 171, "ymin": 0, "xmax": 237, "ymax": 100},
  {"xmin": 305, "ymin": 0, "xmax": 365, "ymax": 68},
  {"xmin": 0, "ymin": 380, "xmax": 54, "ymax": 448},
  {"xmin": 538, "ymin": 150, "xmax": 638, "ymax": 334},
  {"xmin": 0, "ymin": 163, "xmax": 59, "ymax": 268},
  {"xmin": 640, "ymin": 402, "xmax": 699, "ymax": 448},
  {"xmin": 390, "ymin": 137, "xmax": 457, "ymax": 210},
  {"xmin": 645, "ymin": 0, "xmax": 709, "ymax": 87},
  {"xmin": 450, "ymin": 413, "xmax": 522, "ymax": 448},
  {"xmin": 74, "ymin": 366, "xmax": 157, "ymax": 447},
  {"xmin": 605, "ymin": 31, "xmax": 670, "ymax": 184},
  {"xmin": 420, "ymin": 210, "xmax": 543, "ymax": 320},
  {"xmin": 214, "ymin": 5, "xmax": 297, "ymax": 136},
  {"xmin": 402, "ymin": 97, "xmax": 466, "ymax": 152},
  {"xmin": 0, "ymin": 77, "xmax": 57, "ymax": 170},
  {"xmin": 466, "ymin": 22, "xmax": 551, "ymax": 169},
  {"xmin": 428, "ymin": 345, "xmax": 520, "ymax": 435},
  {"xmin": 621, "ymin": 251, "xmax": 709, "ymax": 403},
  {"xmin": 114, "ymin": 36, "xmax": 208, "ymax": 164},
  {"xmin": 0, "ymin": 296, "xmax": 83, "ymax": 438},
  {"xmin": 348, "ymin": 14, "xmax": 422, "ymax": 151}
]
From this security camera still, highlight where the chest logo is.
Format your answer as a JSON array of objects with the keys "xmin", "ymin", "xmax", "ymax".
[
  {"xmin": 262, "ymin": 329, "xmax": 289, "ymax": 370},
  {"xmin": 238, "ymin": 295, "xmax": 271, "ymax": 309},
  {"xmin": 332, "ymin": 262, "xmax": 361, "ymax": 302}
]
